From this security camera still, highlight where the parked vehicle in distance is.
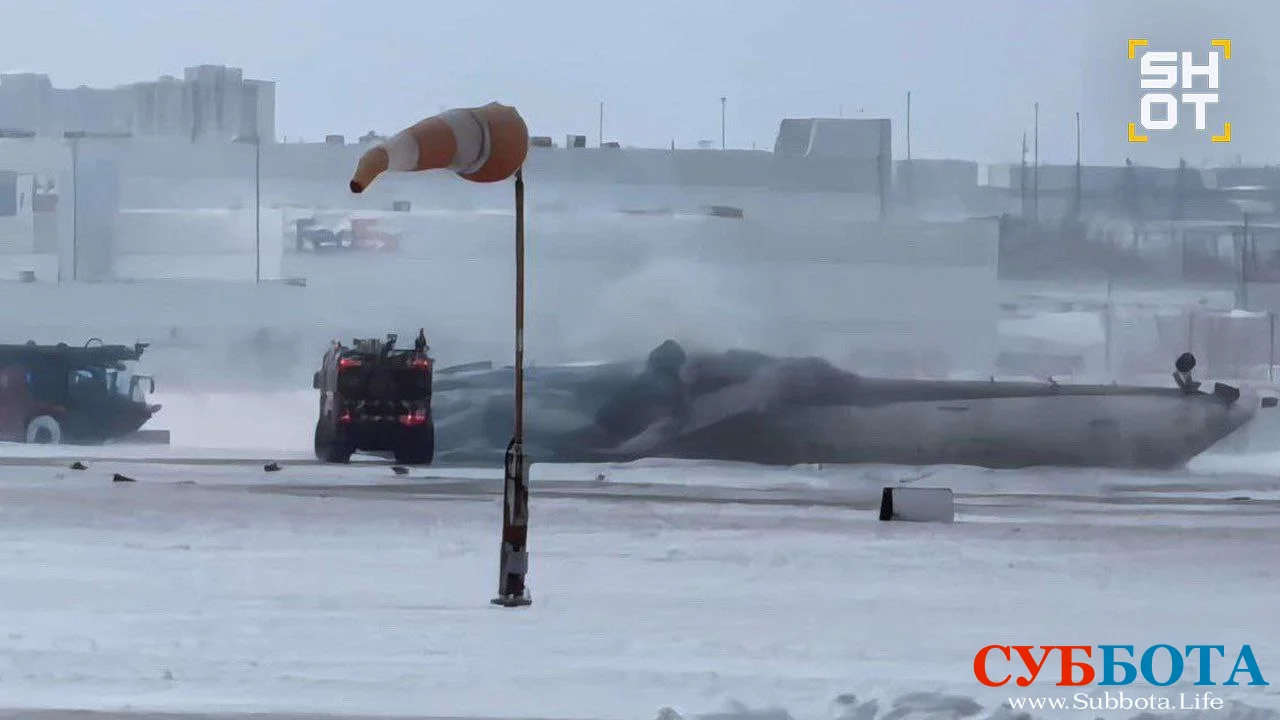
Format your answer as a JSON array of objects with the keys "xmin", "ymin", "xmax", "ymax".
[
  {"xmin": 313, "ymin": 329, "xmax": 435, "ymax": 464},
  {"xmin": 0, "ymin": 339, "xmax": 161, "ymax": 445}
]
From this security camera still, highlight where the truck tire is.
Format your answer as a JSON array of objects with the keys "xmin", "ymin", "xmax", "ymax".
[
  {"xmin": 26, "ymin": 415, "xmax": 63, "ymax": 444},
  {"xmin": 394, "ymin": 424, "xmax": 435, "ymax": 465},
  {"xmin": 313, "ymin": 418, "xmax": 353, "ymax": 463}
]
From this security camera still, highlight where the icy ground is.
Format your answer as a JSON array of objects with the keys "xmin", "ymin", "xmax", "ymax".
[{"xmin": 3, "ymin": 392, "xmax": 1280, "ymax": 720}]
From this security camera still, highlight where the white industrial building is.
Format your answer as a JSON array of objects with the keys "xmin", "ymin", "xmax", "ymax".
[{"xmin": 0, "ymin": 65, "xmax": 275, "ymax": 143}]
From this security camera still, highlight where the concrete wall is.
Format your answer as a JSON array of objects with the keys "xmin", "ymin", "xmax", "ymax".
[
  {"xmin": 0, "ymin": 137, "xmax": 288, "ymax": 280},
  {"xmin": 0, "ymin": 213, "xmax": 1000, "ymax": 389},
  {"xmin": 0, "ymin": 137, "xmax": 69, "ymax": 174},
  {"xmin": 114, "ymin": 208, "xmax": 285, "ymax": 280},
  {"xmin": 0, "ymin": 172, "xmax": 35, "ymax": 253},
  {"xmin": 896, "ymin": 159, "xmax": 979, "ymax": 195},
  {"xmin": 893, "ymin": 159, "xmax": 981, "ymax": 221},
  {"xmin": 986, "ymin": 163, "xmax": 1200, "ymax": 194},
  {"xmin": 0, "ymin": 207, "xmax": 288, "ymax": 282},
  {"xmin": 2, "ymin": 137, "xmax": 888, "ymax": 198},
  {"xmin": 0, "ymin": 139, "xmax": 887, "ymax": 227}
]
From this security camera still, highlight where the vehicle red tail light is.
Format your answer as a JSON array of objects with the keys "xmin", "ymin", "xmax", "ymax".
[
  {"xmin": 338, "ymin": 409, "xmax": 353, "ymax": 424},
  {"xmin": 399, "ymin": 408, "xmax": 428, "ymax": 426},
  {"xmin": 338, "ymin": 357, "xmax": 362, "ymax": 370}
]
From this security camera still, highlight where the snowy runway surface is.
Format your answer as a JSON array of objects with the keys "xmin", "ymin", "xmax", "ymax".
[{"xmin": 2, "ymin": 447, "xmax": 1280, "ymax": 720}]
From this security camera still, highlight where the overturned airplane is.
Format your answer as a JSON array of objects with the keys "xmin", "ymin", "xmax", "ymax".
[{"xmin": 431, "ymin": 341, "xmax": 1263, "ymax": 470}]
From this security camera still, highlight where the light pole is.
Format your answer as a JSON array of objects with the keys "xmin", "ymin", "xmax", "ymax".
[
  {"xmin": 1074, "ymin": 111, "xmax": 1082, "ymax": 220},
  {"xmin": 233, "ymin": 134, "xmax": 262, "ymax": 282},
  {"xmin": 906, "ymin": 91, "xmax": 914, "ymax": 208},
  {"xmin": 720, "ymin": 96, "xmax": 727, "ymax": 150},
  {"xmin": 63, "ymin": 130, "xmax": 132, "ymax": 282},
  {"xmin": 1020, "ymin": 132, "xmax": 1028, "ymax": 218},
  {"xmin": 1033, "ymin": 102, "xmax": 1040, "ymax": 224}
]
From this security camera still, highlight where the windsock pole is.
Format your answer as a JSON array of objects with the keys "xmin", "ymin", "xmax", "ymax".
[
  {"xmin": 492, "ymin": 167, "xmax": 532, "ymax": 608},
  {"xmin": 345, "ymin": 102, "xmax": 533, "ymax": 608}
]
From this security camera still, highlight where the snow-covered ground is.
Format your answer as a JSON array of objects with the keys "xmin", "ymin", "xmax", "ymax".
[
  {"xmin": 3, "ymin": 393, "xmax": 1280, "ymax": 719},
  {"xmin": 1, "ymin": 244, "xmax": 1278, "ymax": 719}
]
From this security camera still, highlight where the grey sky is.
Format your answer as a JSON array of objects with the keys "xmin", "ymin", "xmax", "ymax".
[{"xmin": 1, "ymin": 0, "xmax": 1272, "ymax": 166}]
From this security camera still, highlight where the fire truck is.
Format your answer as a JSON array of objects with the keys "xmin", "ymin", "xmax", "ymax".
[
  {"xmin": 312, "ymin": 330, "xmax": 434, "ymax": 464},
  {"xmin": 0, "ymin": 339, "xmax": 160, "ymax": 444}
]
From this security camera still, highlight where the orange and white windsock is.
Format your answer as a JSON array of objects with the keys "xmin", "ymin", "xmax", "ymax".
[{"xmin": 349, "ymin": 102, "xmax": 529, "ymax": 193}]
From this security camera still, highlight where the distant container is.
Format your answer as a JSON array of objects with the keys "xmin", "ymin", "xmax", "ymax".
[
  {"xmin": 325, "ymin": 134, "xmax": 345, "ymax": 146},
  {"xmin": 566, "ymin": 134, "xmax": 587, "ymax": 149},
  {"xmin": 530, "ymin": 136, "xmax": 554, "ymax": 147},
  {"xmin": 17, "ymin": 270, "xmax": 35, "ymax": 283},
  {"xmin": 602, "ymin": 141, "xmax": 621, "ymax": 149},
  {"xmin": 391, "ymin": 200, "xmax": 411, "ymax": 212}
]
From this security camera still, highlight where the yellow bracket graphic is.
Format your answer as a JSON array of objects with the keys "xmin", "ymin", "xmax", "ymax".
[
  {"xmin": 1127, "ymin": 39, "xmax": 1148, "ymax": 59},
  {"xmin": 1213, "ymin": 122, "xmax": 1232, "ymax": 142},
  {"xmin": 1211, "ymin": 39, "xmax": 1231, "ymax": 60},
  {"xmin": 1128, "ymin": 122, "xmax": 1149, "ymax": 143}
]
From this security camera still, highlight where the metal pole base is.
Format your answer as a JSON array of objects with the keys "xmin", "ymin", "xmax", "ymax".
[
  {"xmin": 491, "ymin": 539, "xmax": 531, "ymax": 608},
  {"xmin": 492, "ymin": 438, "xmax": 531, "ymax": 608},
  {"xmin": 490, "ymin": 593, "xmax": 532, "ymax": 608}
]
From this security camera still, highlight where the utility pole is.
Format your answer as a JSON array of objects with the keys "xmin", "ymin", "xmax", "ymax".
[
  {"xmin": 69, "ymin": 137, "xmax": 78, "ymax": 282},
  {"xmin": 598, "ymin": 101, "xmax": 604, "ymax": 148},
  {"xmin": 906, "ymin": 91, "xmax": 914, "ymax": 208},
  {"xmin": 1105, "ymin": 273, "xmax": 1114, "ymax": 376},
  {"xmin": 1020, "ymin": 132, "xmax": 1028, "ymax": 218},
  {"xmin": 254, "ymin": 139, "xmax": 261, "ymax": 282},
  {"xmin": 1240, "ymin": 212, "xmax": 1251, "ymax": 310},
  {"xmin": 906, "ymin": 91, "xmax": 913, "ymax": 160},
  {"xmin": 1033, "ymin": 102, "xmax": 1040, "ymax": 224},
  {"xmin": 1174, "ymin": 158, "xmax": 1188, "ymax": 221},
  {"xmin": 1072, "ymin": 111, "xmax": 1082, "ymax": 221},
  {"xmin": 234, "ymin": 134, "xmax": 262, "ymax": 282},
  {"xmin": 62, "ymin": 130, "xmax": 132, "ymax": 282},
  {"xmin": 720, "ymin": 96, "xmax": 727, "ymax": 150}
]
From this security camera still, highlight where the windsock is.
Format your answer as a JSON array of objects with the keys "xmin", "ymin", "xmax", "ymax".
[{"xmin": 350, "ymin": 102, "xmax": 529, "ymax": 193}]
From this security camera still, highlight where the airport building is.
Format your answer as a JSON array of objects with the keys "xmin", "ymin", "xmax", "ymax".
[{"xmin": 3, "ymin": 65, "xmax": 1280, "ymax": 378}]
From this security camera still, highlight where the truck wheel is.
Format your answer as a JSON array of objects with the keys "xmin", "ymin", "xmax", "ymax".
[
  {"xmin": 26, "ymin": 415, "xmax": 63, "ymax": 444},
  {"xmin": 314, "ymin": 419, "xmax": 353, "ymax": 463},
  {"xmin": 394, "ymin": 424, "xmax": 435, "ymax": 465},
  {"xmin": 325, "ymin": 444, "xmax": 354, "ymax": 464}
]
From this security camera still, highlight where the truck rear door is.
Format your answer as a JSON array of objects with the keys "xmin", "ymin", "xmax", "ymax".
[{"xmin": 0, "ymin": 366, "xmax": 31, "ymax": 440}]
